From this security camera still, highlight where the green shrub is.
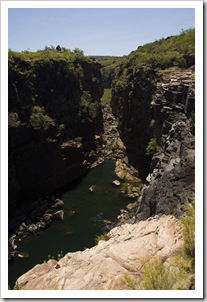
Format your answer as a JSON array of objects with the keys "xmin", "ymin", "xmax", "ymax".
[
  {"xmin": 169, "ymin": 253, "xmax": 193, "ymax": 274},
  {"xmin": 139, "ymin": 258, "xmax": 181, "ymax": 290},
  {"xmin": 44, "ymin": 251, "xmax": 64, "ymax": 262},
  {"xmin": 80, "ymin": 92, "xmax": 100, "ymax": 119},
  {"xmin": 56, "ymin": 251, "xmax": 64, "ymax": 261},
  {"xmin": 120, "ymin": 173, "xmax": 143, "ymax": 196},
  {"xmin": 95, "ymin": 233, "xmax": 110, "ymax": 244},
  {"xmin": 120, "ymin": 254, "xmax": 192, "ymax": 290},
  {"xmin": 146, "ymin": 138, "xmax": 158, "ymax": 157},
  {"xmin": 8, "ymin": 112, "xmax": 20, "ymax": 128},
  {"xmin": 30, "ymin": 106, "xmax": 55, "ymax": 130},
  {"xmin": 133, "ymin": 178, "xmax": 143, "ymax": 187},
  {"xmin": 120, "ymin": 272, "xmax": 138, "ymax": 290},
  {"xmin": 180, "ymin": 199, "xmax": 195, "ymax": 261},
  {"xmin": 73, "ymin": 48, "xmax": 84, "ymax": 56},
  {"xmin": 101, "ymin": 88, "xmax": 112, "ymax": 104},
  {"xmin": 121, "ymin": 182, "xmax": 130, "ymax": 195}
]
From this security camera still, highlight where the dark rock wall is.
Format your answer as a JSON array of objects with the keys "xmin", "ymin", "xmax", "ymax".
[
  {"xmin": 111, "ymin": 65, "xmax": 157, "ymax": 179},
  {"xmin": 8, "ymin": 54, "xmax": 104, "ymax": 213},
  {"xmin": 111, "ymin": 62, "xmax": 195, "ymax": 219},
  {"xmin": 136, "ymin": 68, "xmax": 195, "ymax": 219}
]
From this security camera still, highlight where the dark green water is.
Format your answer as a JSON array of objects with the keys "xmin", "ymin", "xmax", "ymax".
[{"xmin": 8, "ymin": 160, "xmax": 130, "ymax": 288}]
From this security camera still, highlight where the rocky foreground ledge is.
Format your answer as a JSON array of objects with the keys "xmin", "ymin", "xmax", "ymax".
[{"xmin": 14, "ymin": 215, "xmax": 184, "ymax": 290}]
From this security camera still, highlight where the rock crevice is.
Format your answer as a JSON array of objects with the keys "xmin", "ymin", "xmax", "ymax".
[{"xmin": 136, "ymin": 68, "xmax": 195, "ymax": 220}]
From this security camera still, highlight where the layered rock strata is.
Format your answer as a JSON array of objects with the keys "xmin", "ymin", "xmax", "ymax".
[
  {"xmin": 136, "ymin": 68, "xmax": 195, "ymax": 220},
  {"xmin": 14, "ymin": 215, "xmax": 184, "ymax": 290}
]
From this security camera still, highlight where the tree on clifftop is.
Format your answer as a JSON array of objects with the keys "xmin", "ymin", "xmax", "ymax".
[
  {"xmin": 56, "ymin": 45, "xmax": 61, "ymax": 51},
  {"xmin": 73, "ymin": 48, "xmax": 84, "ymax": 56}
]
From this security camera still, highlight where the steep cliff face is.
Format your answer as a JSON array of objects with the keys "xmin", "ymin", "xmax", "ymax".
[
  {"xmin": 111, "ymin": 65, "xmax": 195, "ymax": 219},
  {"xmin": 111, "ymin": 29, "xmax": 195, "ymax": 180},
  {"xmin": 136, "ymin": 68, "xmax": 195, "ymax": 220},
  {"xmin": 111, "ymin": 64, "xmax": 157, "ymax": 179},
  {"xmin": 8, "ymin": 52, "xmax": 104, "ymax": 212}
]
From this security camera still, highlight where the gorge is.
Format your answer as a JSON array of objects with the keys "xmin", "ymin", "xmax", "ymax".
[{"xmin": 8, "ymin": 29, "xmax": 195, "ymax": 290}]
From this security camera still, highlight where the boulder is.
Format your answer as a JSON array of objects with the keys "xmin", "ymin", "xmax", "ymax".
[
  {"xmin": 9, "ymin": 235, "xmax": 17, "ymax": 250},
  {"xmin": 51, "ymin": 199, "xmax": 64, "ymax": 210},
  {"xmin": 18, "ymin": 251, "xmax": 29, "ymax": 259},
  {"xmin": 126, "ymin": 202, "xmax": 137, "ymax": 211},
  {"xmin": 103, "ymin": 220, "xmax": 117, "ymax": 232},
  {"xmin": 28, "ymin": 224, "xmax": 38, "ymax": 233},
  {"xmin": 43, "ymin": 213, "xmax": 53, "ymax": 224},
  {"xmin": 53, "ymin": 210, "xmax": 64, "ymax": 221},
  {"xmin": 89, "ymin": 185, "xmax": 96, "ymax": 192},
  {"xmin": 8, "ymin": 251, "xmax": 17, "ymax": 261},
  {"xmin": 112, "ymin": 180, "xmax": 121, "ymax": 187}
]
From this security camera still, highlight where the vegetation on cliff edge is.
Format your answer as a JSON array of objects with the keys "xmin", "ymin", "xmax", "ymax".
[
  {"xmin": 8, "ymin": 49, "xmax": 103, "ymax": 144},
  {"xmin": 120, "ymin": 199, "xmax": 195, "ymax": 290},
  {"xmin": 110, "ymin": 28, "xmax": 194, "ymax": 179}
]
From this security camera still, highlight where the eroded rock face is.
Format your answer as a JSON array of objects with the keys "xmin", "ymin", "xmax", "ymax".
[
  {"xmin": 14, "ymin": 215, "xmax": 184, "ymax": 290},
  {"xmin": 136, "ymin": 68, "xmax": 195, "ymax": 220},
  {"xmin": 111, "ymin": 66, "xmax": 157, "ymax": 179},
  {"xmin": 8, "ymin": 55, "xmax": 104, "ymax": 212},
  {"xmin": 111, "ymin": 65, "xmax": 195, "ymax": 220}
]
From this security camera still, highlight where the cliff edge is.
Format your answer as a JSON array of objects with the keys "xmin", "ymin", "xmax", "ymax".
[{"xmin": 14, "ymin": 215, "xmax": 187, "ymax": 290}]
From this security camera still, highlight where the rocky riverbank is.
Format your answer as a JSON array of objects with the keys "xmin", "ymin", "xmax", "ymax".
[
  {"xmin": 101, "ymin": 101, "xmax": 126, "ymax": 161},
  {"xmin": 101, "ymin": 101, "xmax": 142, "ymax": 201},
  {"xmin": 8, "ymin": 52, "xmax": 105, "ymax": 263},
  {"xmin": 7, "ymin": 98, "xmax": 137, "ymax": 264},
  {"xmin": 14, "ymin": 215, "xmax": 190, "ymax": 290},
  {"xmin": 8, "ymin": 196, "xmax": 68, "ymax": 261},
  {"xmin": 89, "ymin": 100, "xmax": 126, "ymax": 169}
]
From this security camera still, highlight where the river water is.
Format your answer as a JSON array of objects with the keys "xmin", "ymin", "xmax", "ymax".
[{"xmin": 8, "ymin": 160, "xmax": 130, "ymax": 288}]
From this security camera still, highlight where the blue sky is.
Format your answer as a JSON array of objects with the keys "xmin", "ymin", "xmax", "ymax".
[{"xmin": 8, "ymin": 8, "xmax": 195, "ymax": 56}]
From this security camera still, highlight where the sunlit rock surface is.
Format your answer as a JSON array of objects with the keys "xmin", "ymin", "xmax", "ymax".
[{"xmin": 14, "ymin": 215, "xmax": 183, "ymax": 290}]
